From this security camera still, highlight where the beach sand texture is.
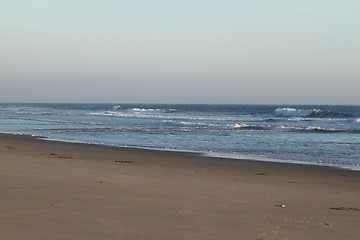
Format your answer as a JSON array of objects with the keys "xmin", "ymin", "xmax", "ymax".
[{"xmin": 1, "ymin": 134, "xmax": 360, "ymax": 240}]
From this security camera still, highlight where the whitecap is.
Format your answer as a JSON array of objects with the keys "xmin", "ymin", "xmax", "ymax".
[
  {"xmin": 275, "ymin": 108, "xmax": 314, "ymax": 117},
  {"xmin": 275, "ymin": 107, "xmax": 354, "ymax": 118},
  {"xmin": 233, "ymin": 123, "xmax": 250, "ymax": 129}
]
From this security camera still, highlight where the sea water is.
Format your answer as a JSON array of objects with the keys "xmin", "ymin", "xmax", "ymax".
[{"xmin": 0, "ymin": 103, "xmax": 359, "ymax": 170}]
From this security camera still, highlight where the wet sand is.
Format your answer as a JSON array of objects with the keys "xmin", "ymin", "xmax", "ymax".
[{"xmin": 1, "ymin": 133, "xmax": 360, "ymax": 240}]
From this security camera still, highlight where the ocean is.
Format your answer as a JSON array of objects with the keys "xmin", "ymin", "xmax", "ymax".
[{"xmin": 1, "ymin": 103, "xmax": 359, "ymax": 170}]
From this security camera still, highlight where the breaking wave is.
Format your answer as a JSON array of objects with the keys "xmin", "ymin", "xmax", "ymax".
[
  {"xmin": 275, "ymin": 108, "xmax": 354, "ymax": 118},
  {"xmin": 232, "ymin": 124, "xmax": 268, "ymax": 131},
  {"xmin": 269, "ymin": 125, "xmax": 346, "ymax": 133},
  {"xmin": 112, "ymin": 105, "xmax": 176, "ymax": 113},
  {"xmin": 112, "ymin": 105, "xmax": 126, "ymax": 110},
  {"xmin": 233, "ymin": 123, "xmax": 250, "ymax": 129}
]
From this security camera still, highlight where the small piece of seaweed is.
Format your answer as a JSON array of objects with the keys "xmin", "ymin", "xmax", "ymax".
[{"xmin": 330, "ymin": 207, "xmax": 360, "ymax": 211}]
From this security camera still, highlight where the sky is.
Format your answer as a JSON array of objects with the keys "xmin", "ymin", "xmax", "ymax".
[{"xmin": 0, "ymin": 0, "xmax": 359, "ymax": 104}]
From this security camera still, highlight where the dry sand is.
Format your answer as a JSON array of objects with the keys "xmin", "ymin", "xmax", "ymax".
[{"xmin": 1, "ymin": 133, "xmax": 360, "ymax": 240}]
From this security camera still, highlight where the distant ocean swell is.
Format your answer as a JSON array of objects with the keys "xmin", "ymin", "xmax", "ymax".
[
  {"xmin": 5, "ymin": 105, "xmax": 360, "ymax": 134},
  {"xmin": 91, "ymin": 106, "xmax": 359, "ymax": 134}
]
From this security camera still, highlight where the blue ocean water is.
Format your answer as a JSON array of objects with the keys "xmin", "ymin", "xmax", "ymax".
[{"xmin": 1, "ymin": 103, "xmax": 359, "ymax": 169}]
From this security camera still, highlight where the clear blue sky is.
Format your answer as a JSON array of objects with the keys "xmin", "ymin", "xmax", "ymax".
[{"xmin": 1, "ymin": 0, "xmax": 359, "ymax": 104}]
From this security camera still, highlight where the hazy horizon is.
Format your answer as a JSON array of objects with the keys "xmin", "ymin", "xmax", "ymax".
[
  {"xmin": 1, "ymin": 1, "xmax": 359, "ymax": 105},
  {"xmin": 1, "ymin": 102, "xmax": 359, "ymax": 107}
]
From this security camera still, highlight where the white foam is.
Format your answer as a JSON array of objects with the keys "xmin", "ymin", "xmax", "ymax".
[
  {"xmin": 305, "ymin": 126, "xmax": 339, "ymax": 132},
  {"xmin": 351, "ymin": 118, "xmax": 360, "ymax": 129},
  {"xmin": 163, "ymin": 120, "xmax": 176, "ymax": 123},
  {"xmin": 233, "ymin": 123, "xmax": 250, "ymax": 129},
  {"xmin": 270, "ymin": 125, "xmax": 295, "ymax": 131},
  {"xmin": 275, "ymin": 107, "xmax": 354, "ymax": 119},
  {"xmin": 112, "ymin": 105, "xmax": 124, "ymax": 110},
  {"xmin": 132, "ymin": 108, "xmax": 161, "ymax": 112},
  {"xmin": 179, "ymin": 121, "xmax": 210, "ymax": 126},
  {"xmin": 275, "ymin": 108, "xmax": 315, "ymax": 117}
]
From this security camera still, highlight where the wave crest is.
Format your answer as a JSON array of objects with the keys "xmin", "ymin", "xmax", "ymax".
[
  {"xmin": 112, "ymin": 105, "xmax": 126, "ymax": 110},
  {"xmin": 275, "ymin": 108, "xmax": 353, "ymax": 118},
  {"xmin": 112, "ymin": 105, "xmax": 176, "ymax": 113}
]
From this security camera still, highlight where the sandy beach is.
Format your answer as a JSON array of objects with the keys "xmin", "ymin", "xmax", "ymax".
[{"xmin": 1, "ymin": 133, "xmax": 360, "ymax": 240}]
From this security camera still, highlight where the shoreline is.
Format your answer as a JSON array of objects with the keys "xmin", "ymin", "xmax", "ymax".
[
  {"xmin": 1, "ymin": 133, "xmax": 360, "ymax": 239},
  {"xmin": 4, "ymin": 132, "xmax": 360, "ymax": 172}
]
